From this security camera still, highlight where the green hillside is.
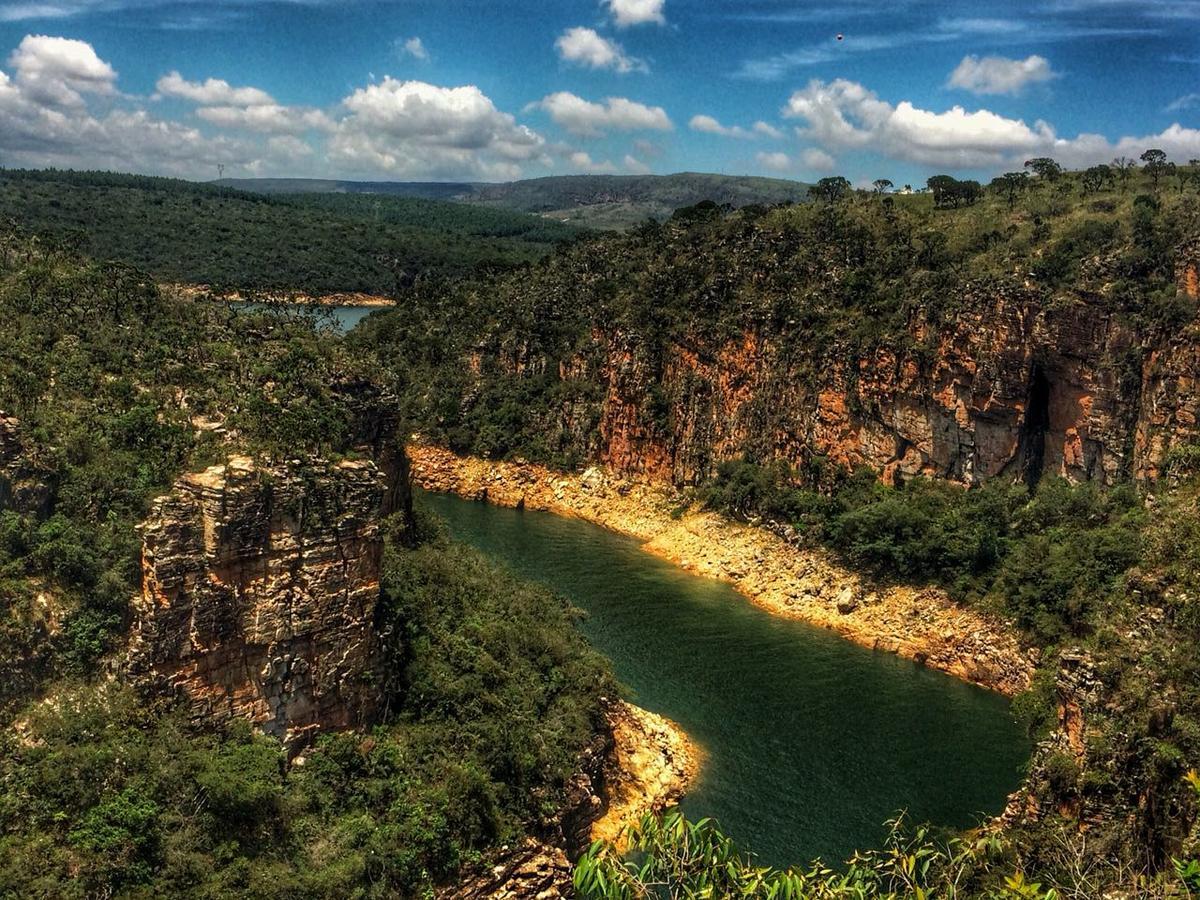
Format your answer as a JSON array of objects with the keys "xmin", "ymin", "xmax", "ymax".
[
  {"xmin": 0, "ymin": 169, "xmax": 586, "ymax": 295},
  {"xmin": 217, "ymin": 172, "xmax": 813, "ymax": 230}
]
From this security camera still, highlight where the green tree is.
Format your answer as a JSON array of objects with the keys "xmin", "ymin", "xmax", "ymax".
[
  {"xmin": 815, "ymin": 176, "xmax": 852, "ymax": 203},
  {"xmin": 991, "ymin": 171, "xmax": 1029, "ymax": 208},
  {"xmin": 1141, "ymin": 148, "xmax": 1170, "ymax": 191}
]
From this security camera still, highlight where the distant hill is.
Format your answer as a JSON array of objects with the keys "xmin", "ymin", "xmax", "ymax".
[
  {"xmin": 215, "ymin": 173, "xmax": 812, "ymax": 230},
  {"xmin": 0, "ymin": 169, "xmax": 585, "ymax": 295}
]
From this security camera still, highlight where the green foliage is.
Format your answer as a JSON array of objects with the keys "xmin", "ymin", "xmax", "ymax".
[
  {"xmin": 0, "ymin": 516, "xmax": 614, "ymax": 898},
  {"xmin": 696, "ymin": 460, "xmax": 1144, "ymax": 642},
  {"xmin": 0, "ymin": 229, "xmax": 388, "ymax": 690},
  {"xmin": 0, "ymin": 169, "xmax": 585, "ymax": 294},
  {"xmin": 574, "ymin": 811, "xmax": 1064, "ymax": 899}
]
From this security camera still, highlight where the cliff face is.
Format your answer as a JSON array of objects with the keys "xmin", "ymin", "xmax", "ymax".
[
  {"xmin": 506, "ymin": 276, "xmax": 1200, "ymax": 488},
  {"xmin": 128, "ymin": 455, "xmax": 393, "ymax": 748}
]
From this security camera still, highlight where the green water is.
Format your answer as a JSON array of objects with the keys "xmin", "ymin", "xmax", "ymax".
[{"xmin": 419, "ymin": 490, "xmax": 1031, "ymax": 869}]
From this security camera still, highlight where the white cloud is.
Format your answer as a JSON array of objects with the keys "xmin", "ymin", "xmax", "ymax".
[
  {"xmin": 753, "ymin": 120, "xmax": 783, "ymax": 139},
  {"xmin": 604, "ymin": 0, "xmax": 665, "ymax": 27},
  {"xmin": 197, "ymin": 103, "xmax": 334, "ymax": 134},
  {"xmin": 624, "ymin": 153, "xmax": 651, "ymax": 173},
  {"xmin": 532, "ymin": 91, "xmax": 671, "ymax": 137},
  {"xmin": 756, "ymin": 151, "xmax": 791, "ymax": 172},
  {"xmin": 555, "ymin": 26, "xmax": 646, "ymax": 73},
  {"xmin": 330, "ymin": 77, "xmax": 547, "ymax": 179},
  {"xmin": 783, "ymin": 76, "xmax": 1200, "ymax": 171},
  {"xmin": 0, "ymin": 35, "xmax": 554, "ymax": 181},
  {"xmin": 947, "ymin": 54, "xmax": 1057, "ymax": 95},
  {"xmin": 1167, "ymin": 92, "xmax": 1200, "ymax": 111},
  {"xmin": 155, "ymin": 70, "xmax": 273, "ymax": 106},
  {"xmin": 801, "ymin": 147, "xmax": 836, "ymax": 171},
  {"xmin": 397, "ymin": 36, "xmax": 428, "ymax": 60},
  {"xmin": 783, "ymin": 77, "xmax": 1052, "ymax": 167},
  {"xmin": 688, "ymin": 113, "xmax": 752, "ymax": 138},
  {"xmin": 8, "ymin": 33, "xmax": 115, "ymax": 107},
  {"xmin": 567, "ymin": 150, "xmax": 618, "ymax": 173}
]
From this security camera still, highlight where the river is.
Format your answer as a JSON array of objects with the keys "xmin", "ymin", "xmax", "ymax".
[{"xmin": 419, "ymin": 489, "xmax": 1031, "ymax": 870}]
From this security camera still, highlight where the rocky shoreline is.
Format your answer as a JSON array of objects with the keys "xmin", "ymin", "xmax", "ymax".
[
  {"xmin": 169, "ymin": 284, "xmax": 395, "ymax": 307},
  {"xmin": 408, "ymin": 444, "xmax": 1035, "ymax": 696}
]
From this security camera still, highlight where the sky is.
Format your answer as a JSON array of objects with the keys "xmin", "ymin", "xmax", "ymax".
[{"xmin": 0, "ymin": 0, "xmax": 1197, "ymax": 186}]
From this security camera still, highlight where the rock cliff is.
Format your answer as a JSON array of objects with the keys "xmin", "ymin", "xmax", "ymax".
[
  {"xmin": 453, "ymin": 241, "xmax": 1200, "ymax": 488},
  {"xmin": 128, "ymin": 454, "xmax": 394, "ymax": 748}
]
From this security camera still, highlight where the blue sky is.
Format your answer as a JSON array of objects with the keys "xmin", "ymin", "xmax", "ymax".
[{"xmin": 0, "ymin": 0, "xmax": 1197, "ymax": 185}]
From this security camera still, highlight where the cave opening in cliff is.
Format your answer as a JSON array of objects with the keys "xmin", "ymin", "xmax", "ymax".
[{"xmin": 1021, "ymin": 365, "xmax": 1051, "ymax": 487}]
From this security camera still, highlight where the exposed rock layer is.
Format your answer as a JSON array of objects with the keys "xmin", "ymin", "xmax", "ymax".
[
  {"xmin": 128, "ymin": 455, "xmax": 392, "ymax": 748},
  {"xmin": 470, "ymin": 250, "xmax": 1200, "ymax": 487},
  {"xmin": 409, "ymin": 444, "xmax": 1034, "ymax": 695}
]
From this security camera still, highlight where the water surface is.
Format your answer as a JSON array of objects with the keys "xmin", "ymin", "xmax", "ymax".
[{"xmin": 419, "ymin": 490, "xmax": 1030, "ymax": 869}]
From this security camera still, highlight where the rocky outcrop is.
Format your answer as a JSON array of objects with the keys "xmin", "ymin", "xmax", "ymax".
[
  {"xmin": 0, "ymin": 413, "xmax": 54, "ymax": 516},
  {"xmin": 590, "ymin": 701, "xmax": 700, "ymax": 848},
  {"xmin": 443, "ymin": 700, "xmax": 697, "ymax": 900},
  {"xmin": 409, "ymin": 445, "xmax": 1035, "ymax": 695},
  {"xmin": 549, "ymin": 289, "xmax": 1150, "ymax": 487},
  {"xmin": 128, "ymin": 454, "xmax": 393, "ymax": 749}
]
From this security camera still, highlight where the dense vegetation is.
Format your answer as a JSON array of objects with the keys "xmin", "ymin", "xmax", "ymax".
[
  {"xmin": 698, "ymin": 462, "xmax": 1144, "ymax": 643},
  {"xmin": 353, "ymin": 161, "xmax": 1198, "ymax": 471},
  {"xmin": 0, "ymin": 516, "xmax": 612, "ymax": 898},
  {"xmin": 574, "ymin": 797, "xmax": 1200, "ymax": 899},
  {"xmin": 220, "ymin": 172, "xmax": 813, "ymax": 231},
  {"xmin": 0, "ymin": 169, "xmax": 585, "ymax": 295},
  {"xmin": 0, "ymin": 229, "xmax": 613, "ymax": 897}
]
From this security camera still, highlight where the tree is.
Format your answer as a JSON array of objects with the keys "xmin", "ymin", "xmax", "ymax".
[
  {"xmin": 1141, "ymin": 148, "xmax": 1169, "ymax": 191},
  {"xmin": 1025, "ymin": 157, "xmax": 1063, "ymax": 181},
  {"xmin": 1112, "ymin": 156, "xmax": 1137, "ymax": 189},
  {"xmin": 991, "ymin": 171, "xmax": 1029, "ymax": 208},
  {"xmin": 872, "ymin": 178, "xmax": 893, "ymax": 194},
  {"xmin": 1081, "ymin": 164, "xmax": 1113, "ymax": 194},
  {"xmin": 814, "ymin": 175, "xmax": 851, "ymax": 203}
]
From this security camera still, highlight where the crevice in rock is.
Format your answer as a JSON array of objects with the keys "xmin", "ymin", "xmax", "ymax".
[{"xmin": 1020, "ymin": 364, "xmax": 1051, "ymax": 488}]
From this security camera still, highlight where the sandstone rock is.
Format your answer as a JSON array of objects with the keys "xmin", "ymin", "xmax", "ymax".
[
  {"xmin": 127, "ymin": 455, "xmax": 391, "ymax": 749},
  {"xmin": 835, "ymin": 587, "xmax": 858, "ymax": 614}
]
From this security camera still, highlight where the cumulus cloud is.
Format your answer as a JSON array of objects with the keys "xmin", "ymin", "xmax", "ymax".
[
  {"xmin": 555, "ymin": 26, "xmax": 646, "ymax": 73},
  {"xmin": 197, "ymin": 103, "xmax": 334, "ymax": 134},
  {"xmin": 783, "ymin": 76, "xmax": 1200, "ymax": 170},
  {"xmin": 624, "ymin": 153, "xmax": 651, "ymax": 173},
  {"xmin": 8, "ymin": 33, "xmax": 115, "ymax": 107},
  {"xmin": 330, "ymin": 77, "xmax": 547, "ymax": 179},
  {"xmin": 604, "ymin": 0, "xmax": 665, "ymax": 27},
  {"xmin": 801, "ymin": 147, "xmax": 836, "ymax": 171},
  {"xmin": 947, "ymin": 54, "xmax": 1057, "ymax": 95},
  {"xmin": 397, "ymin": 36, "xmax": 428, "ymax": 60},
  {"xmin": 0, "ymin": 34, "xmax": 553, "ymax": 181},
  {"xmin": 688, "ymin": 113, "xmax": 752, "ymax": 138},
  {"xmin": 532, "ymin": 91, "xmax": 671, "ymax": 137},
  {"xmin": 756, "ymin": 151, "xmax": 791, "ymax": 172},
  {"xmin": 567, "ymin": 150, "xmax": 618, "ymax": 173},
  {"xmin": 155, "ymin": 70, "xmax": 273, "ymax": 106},
  {"xmin": 753, "ymin": 120, "xmax": 783, "ymax": 139}
]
